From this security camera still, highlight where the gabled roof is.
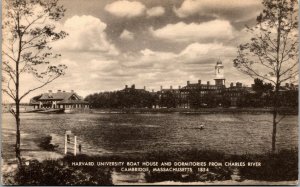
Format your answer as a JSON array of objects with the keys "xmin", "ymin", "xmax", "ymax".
[
  {"xmin": 39, "ymin": 92, "xmax": 79, "ymax": 100},
  {"xmin": 30, "ymin": 91, "xmax": 88, "ymax": 104}
]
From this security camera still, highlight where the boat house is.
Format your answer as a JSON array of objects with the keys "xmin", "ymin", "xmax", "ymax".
[{"xmin": 30, "ymin": 90, "xmax": 89, "ymax": 109}]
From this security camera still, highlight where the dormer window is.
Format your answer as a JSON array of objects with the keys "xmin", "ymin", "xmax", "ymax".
[{"xmin": 70, "ymin": 95, "xmax": 78, "ymax": 100}]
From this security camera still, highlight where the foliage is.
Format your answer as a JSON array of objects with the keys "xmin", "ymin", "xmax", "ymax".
[
  {"xmin": 15, "ymin": 159, "xmax": 112, "ymax": 185},
  {"xmin": 233, "ymin": 0, "xmax": 298, "ymax": 153},
  {"xmin": 279, "ymin": 90, "xmax": 298, "ymax": 107},
  {"xmin": 252, "ymin": 78, "xmax": 274, "ymax": 97},
  {"xmin": 2, "ymin": 0, "xmax": 68, "ymax": 102},
  {"xmin": 85, "ymin": 89, "xmax": 158, "ymax": 108},
  {"xmin": 39, "ymin": 135, "xmax": 59, "ymax": 151},
  {"xmin": 188, "ymin": 90, "xmax": 228, "ymax": 108},
  {"xmin": 233, "ymin": 0, "xmax": 298, "ymax": 85},
  {"xmin": 238, "ymin": 149, "xmax": 298, "ymax": 181},
  {"xmin": 160, "ymin": 91, "xmax": 178, "ymax": 108},
  {"xmin": 2, "ymin": 0, "xmax": 68, "ymax": 167},
  {"xmin": 85, "ymin": 85, "xmax": 297, "ymax": 109}
]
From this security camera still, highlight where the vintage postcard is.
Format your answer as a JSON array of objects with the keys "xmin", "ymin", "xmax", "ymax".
[{"xmin": 1, "ymin": 0, "xmax": 298, "ymax": 185}]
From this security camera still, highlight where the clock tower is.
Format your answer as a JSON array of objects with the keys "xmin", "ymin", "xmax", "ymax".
[{"xmin": 214, "ymin": 60, "xmax": 225, "ymax": 86}]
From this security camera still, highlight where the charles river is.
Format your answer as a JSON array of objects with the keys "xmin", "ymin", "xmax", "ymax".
[{"xmin": 2, "ymin": 112, "xmax": 298, "ymax": 158}]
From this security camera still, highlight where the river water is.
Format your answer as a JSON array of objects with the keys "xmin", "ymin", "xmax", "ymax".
[{"xmin": 2, "ymin": 113, "xmax": 298, "ymax": 157}]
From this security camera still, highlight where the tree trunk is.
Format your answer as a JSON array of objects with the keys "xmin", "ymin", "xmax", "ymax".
[
  {"xmin": 15, "ymin": 103, "xmax": 22, "ymax": 169},
  {"xmin": 271, "ymin": 84, "xmax": 280, "ymax": 154},
  {"xmin": 272, "ymin": 106, "xmax": 277, "ymax": 153},
  {"xmin": 15, "ymin": 11, "xmax": 22, "ymax": 169}
]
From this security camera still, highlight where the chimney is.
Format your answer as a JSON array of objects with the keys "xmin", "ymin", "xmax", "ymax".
[
  {"xmin": 187, "ymin": 81, "xmax": 190, "ymax": 85},
  {"xmin": 207, "ymin": 81, "xmax": 210, "ymax": 85},
  {"xmin": 71, "ymin": 90, "xmax": 74, "ymax": 93},
  {"xmin": 230, "ymin": 82, "xmax": 234, "ymax": 87},
  {"xmin": 48, "ymin": 90, "xmax": 52, "ymax": 97},
  {"xmin": 144, "ymin": 86, "xmax": 146, "ymax": 90},
  {"xmin": 160, "ymin": 86, "xmax": 163, "ymax": 91},
  {"xmin": 170, "ymin": 86, "xmax": 173, "ymax": 89},
  {"xmin": 125, "ymin": 85, "xmax": 128, "ymax": 89},
  {"xmin": 152, "ymin": 89, "xmax": 154, "ymax": 92},
  {"xmin": 179, "ymin": 85, "xmax": 181, "ymax": 89},
  {"xmin": 198, "ymin": 80, "xmax": 201, "ymax": 85},
  {"xmin": 57, "ymin": 90, "xmax": 61, "ymax": 93},
  {"xmin": 131, "ymin": 84, "xmax": 135, "ymax": 89}
]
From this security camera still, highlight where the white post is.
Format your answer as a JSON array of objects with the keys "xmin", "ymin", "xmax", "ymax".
[
  {"xmin": 64, "ymin": 133, "xmax": 67, "ymax": 154},
  {"xmin": 74, "ymin": 136, "xmax": 77, "ymax": 156}
]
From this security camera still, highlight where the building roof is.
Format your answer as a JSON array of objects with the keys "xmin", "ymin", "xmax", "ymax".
[
  {"xmin": 39, "ymin": 92, "xmax": 81, "ymax": 100},
  {"xmin": 181, "ymin": 83, "xmax": 224, "ymax": 90},
  {"xmin": 30, "ymin": 91, "xmax": 88, "ymax": 105}
]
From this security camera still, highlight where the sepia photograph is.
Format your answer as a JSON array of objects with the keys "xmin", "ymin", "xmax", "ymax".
[{"xmin": 1, "ymin": 0, "xmax": 299, "ymax": 185}]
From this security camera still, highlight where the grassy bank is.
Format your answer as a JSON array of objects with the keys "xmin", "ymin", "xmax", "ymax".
[{"xmin": 4, "ymin": 148, "xmax": 297, "ymax": 185}]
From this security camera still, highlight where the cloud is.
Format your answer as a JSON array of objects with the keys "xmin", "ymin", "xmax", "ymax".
[
  {"xmin": 120, "ymin": 42, "xmax": 237, "ymax": 77},
  {"xmin": 89, "ymin": 59, "xmax": 119, "ymax": 72},
  {"xmin": 174, "ymin": 0, "xmax": 261, "ymax": 22},
  {"xmin": 54, "ymin": 15, "xmax": 119, "ymax": 55},
  {"xmin": 173, "ymin": 0, "xmax": 262, "ymax": 23},
  {"xmin": 146, "ymin": 6, "xmax": 165, "ymax": 17},
  {"xmin": 178, "ymin": 43, "xmax": 236, "ymax": 64},
  {"xmin": 105, "ymin": 0, "xmax": 146, "ymax": 18},
  {"xmin": 120, "ymin": 29, "xmax": 134, "ymax": 40},
  {"xmin": 116, "ymin": 43, "xmax": 237, "ymax": 90},
  {"xmin": 150, "ymin": 20, "xmax": 235, "ymax": 42}
]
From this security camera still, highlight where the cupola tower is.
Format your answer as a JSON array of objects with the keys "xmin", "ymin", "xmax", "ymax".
[{"xmin": 214, "ymin": 59, "xmax": 225, "ymax": 86}]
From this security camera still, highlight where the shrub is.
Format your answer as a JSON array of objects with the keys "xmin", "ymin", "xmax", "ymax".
[
  {"xmin": 15, "ymin": 159, "xmax": 112, "ymax": 185},
  {"xmin": 238, "ymin": 149, "xmax": 298, "ymax": 181},
  {"xmin": 39, "ymin": 135, "xmax": 59, "ymax": 151}
]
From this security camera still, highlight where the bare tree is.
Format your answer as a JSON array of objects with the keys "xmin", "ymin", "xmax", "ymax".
[
  {"xmin": 234, "ymin": 0, "xmax": 298, "ymax": 153},
  {"xmin": 2, "ymin": 0, "xmax": 68, "ymax": 168}
]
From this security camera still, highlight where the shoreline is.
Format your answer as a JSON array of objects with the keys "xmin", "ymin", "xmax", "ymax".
[
  {"xmin": 2, "ymin": 107, "xmax": 297, "ymax": 115},
  {"xmin": 91, "ymin": 107, "xmax": 298, "ymax": 115}
]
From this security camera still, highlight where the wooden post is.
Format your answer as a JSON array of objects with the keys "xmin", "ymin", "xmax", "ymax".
[
  {"xmin": 74, "ymin": 136, "xmax": 77, "ymax": 156},
  {"xmin": 64, "ymin": 133, "xmax": 67, "ymax": 154}
]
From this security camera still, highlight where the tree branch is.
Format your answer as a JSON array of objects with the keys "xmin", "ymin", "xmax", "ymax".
[
  {"xmin": 3, "ymin": 89, "xmax": 16, "ymax": 100},
  {"xmin": 2, "ymin": 51, "xmax": 17, "ymax": 63},
  {"xmin": 236, "ymin": 50, "xmax": 276, "ymax": 84},
  {"xmin": 19, "ymin": 75, "xmax": 61, "ymax": 101}
]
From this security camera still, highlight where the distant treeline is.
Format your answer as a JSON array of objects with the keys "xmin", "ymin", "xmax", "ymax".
[
  {"xmin": 84, "ymin": 85, "xmax": 298, "ymax": 109},
  {"xmin": 84, "ymin": 90, "xmax": 158, "ymax": 109}
]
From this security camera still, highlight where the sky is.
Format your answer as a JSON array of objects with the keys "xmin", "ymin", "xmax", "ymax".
[{"xmin": 4, "ymin": 0, "xmax": 266, "ymax": 102}]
